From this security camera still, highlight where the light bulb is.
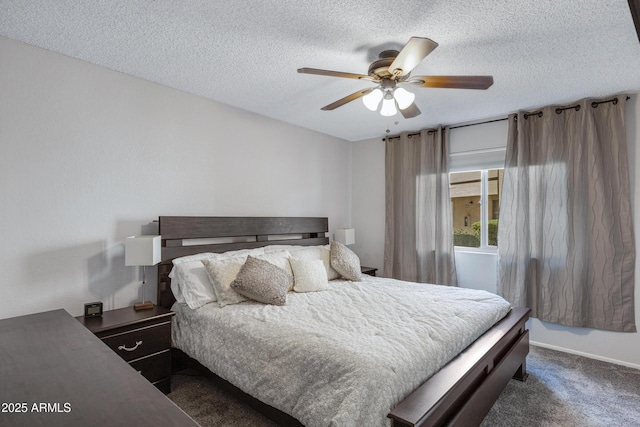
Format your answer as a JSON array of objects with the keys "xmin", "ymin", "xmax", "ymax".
[
  {"xmin": 393, "ymin": 87, "xmax": 415, "ymax": 110},
  {"xmin": 362, "ymin": 88, "xmax": 383, "ymax": 111},
  {"xmin": 380, "ymin": 97, "xmax": 397, "ymax": 117}
]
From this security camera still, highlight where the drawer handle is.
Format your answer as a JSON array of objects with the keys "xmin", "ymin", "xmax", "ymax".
[{"xmin": 118, "ymin": 340, "xmax": 143, "ymax": 352}]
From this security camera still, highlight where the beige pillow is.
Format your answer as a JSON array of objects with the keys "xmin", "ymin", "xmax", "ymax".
[
  {"xmin": 290, "ymin": 258, "xmax": 329, "ymax": 293},
  {"xmin": 202, "ymin": 257, "xmax": 248, "ymax": 307},
  {"xmin": 330, "ymin": 241, "xmax": 362, "ymax": 281},
  {"xmin": 230, "ymin": 256, "xmax": 291, "ymax": 305}
]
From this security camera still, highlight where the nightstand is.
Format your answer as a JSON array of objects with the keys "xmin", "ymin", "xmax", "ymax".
[
  {"xmin": 76, "ymin": 306, "xmax": 175, "ymax": 394},
  {"xmin": 361, "ymin": 266, "xmax": 378, "ymax": 276}
]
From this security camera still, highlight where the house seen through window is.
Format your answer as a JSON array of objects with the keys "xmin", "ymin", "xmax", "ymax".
[{"xmin": 449, "ymin": 169, "xmax": 503, "ymax": 248}]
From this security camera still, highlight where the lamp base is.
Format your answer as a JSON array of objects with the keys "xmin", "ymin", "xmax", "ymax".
[{"xmin": 134, "ymin": 301, "xmax": 154, "ymax": 311}]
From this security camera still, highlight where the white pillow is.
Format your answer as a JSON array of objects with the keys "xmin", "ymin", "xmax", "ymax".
[
  {"xmin": 263, "ymin": 244, "xmax": 305, "ymax": 253},
  {"xmin": 168, "ymin": 268, "xmax": 186, "ymax": 304},
  {"xmin": 170, "ymin": 253, "xmax": 219, "ymax": 307},
  {"xmin": 281, "ymin": 245, "xmax": 340, "ymax": 280},
  {"xmin": 170, "ymin": 261, "xmax": 217, "ymax": 309},
  {"xmin": 171, "ymin": 247, "xmax": 266, "ymax": 266},
  {"xmin": 216, "ymin": 247, "xmax": 266, "ymax": 259},
  {"xmin": 171, "ymin": 252, "xmax": 218, "ymax": 265},
  {"xmin": 290, "ymin": 258, "xmax": 329, "ymax": 293}
]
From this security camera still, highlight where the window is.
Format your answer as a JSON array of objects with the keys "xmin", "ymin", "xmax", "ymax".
[{"xmin": 449, "ymin": 169, "xmax": 503, "ymax": 249}]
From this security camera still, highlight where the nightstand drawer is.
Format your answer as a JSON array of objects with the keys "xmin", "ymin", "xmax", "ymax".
[
  {"xmin": 102, "ymin": 322, "xmax": 171, "ymax": 362},
  {"xmin": 130, "ymin": 350, "xmax": 171, "ymax": 383},
  {"xmin": 76, "ymin": 306, "xmax": 176, "ymax": 394}
]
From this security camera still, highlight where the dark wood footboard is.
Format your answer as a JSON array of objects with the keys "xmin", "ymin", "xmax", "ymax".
[{"xmin": 388, "ymin": 307, "xmax": 530, "ymax": 427}]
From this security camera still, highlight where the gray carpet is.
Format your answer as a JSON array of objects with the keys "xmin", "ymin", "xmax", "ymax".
[
  {"xmin": 480, "ymin": 346, "xmax": 640, "ymax": 427},
  {"xmin": 168, "ymin": 346, "xmax": 640, "ymax": 426}
]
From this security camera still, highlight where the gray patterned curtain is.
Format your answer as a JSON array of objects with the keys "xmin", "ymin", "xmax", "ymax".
[
  {"xmin": 384, "ymin": 127, "xmax": 457, "ymax": 286},
  {"xmin": 498, "ymin": 95, "xmax": 636, "ymax": 332}
]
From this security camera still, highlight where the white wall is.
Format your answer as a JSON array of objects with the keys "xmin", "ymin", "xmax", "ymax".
[
  {"xmin": 352, "ymin": 95, "xmax": 640, "ymax": 368},
  {"xmin": 0, "ymin": 36, "xmax": 352, "ymax": 319},
  {"xmin": 351, "ymin": 136, "xmax": 385, "ymax": 270}
]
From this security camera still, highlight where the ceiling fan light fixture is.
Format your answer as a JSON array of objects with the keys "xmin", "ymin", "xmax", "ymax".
[
  {"xmin": 394, "ymin": 87, "xmax": 415, "ymax": 110},
  {"xmin": 299, "ymin": 36, "xmax": 493, "ymax": 119},
  {"xmin": 380, "ymin": 95, "xmax": 397, "ymax": 117},
  {"xmin": 362, "ymin": 88, "xmax": 383, "ymax": 111}
]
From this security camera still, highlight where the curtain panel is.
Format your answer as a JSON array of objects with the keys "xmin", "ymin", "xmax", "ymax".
[
  {"xmin": 384, "ymin": 127, "xmax": 457, "ymax": 286},
  {"xmin": 498, "ymin": 95, "xmax": 636, "ymax": 332}
]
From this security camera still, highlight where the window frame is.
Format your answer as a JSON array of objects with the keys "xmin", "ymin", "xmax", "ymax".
[{"xmin": 450, "ymin": 168, "xmax": 501, "ymax": 253}]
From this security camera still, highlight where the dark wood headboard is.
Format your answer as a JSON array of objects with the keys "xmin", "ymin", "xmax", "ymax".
[{"xmin": 157, "ymin": 216, "xmax": 329, "ymax": 308}]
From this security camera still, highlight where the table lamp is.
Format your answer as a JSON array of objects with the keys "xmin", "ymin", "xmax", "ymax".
[
  {"xmin": 335, "ymin": 228, "xmax": 355, "ymax": 246},
  {"xmin": 125, "ymin": 235, "xmax": 161, "ymax": 311}
]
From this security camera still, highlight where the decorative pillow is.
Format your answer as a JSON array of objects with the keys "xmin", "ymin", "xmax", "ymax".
[
  {"xmin": 290, "ymin": 258, "xmax": 329, "ymax": 293},
  {"xmin": 202, "ymin": 257, "xmax": 249, "ymax": 307},
  {"xmin": 330, "ymin": 241, "xmax": 362, "ymax": 281},
  {"xmin": 169, "ymin": 261, "xmax": 217, "ymax": 309},
  {"xmin": 230, "ymin": 256, "xmax": 291, "ymax": 305},
  {"xmin": 257, "ymin": 250, "xmax": 294, "ymax": 290},
  {"xmin": 284, "ymin": 245, "xmax": 340, "ymax": 280}
]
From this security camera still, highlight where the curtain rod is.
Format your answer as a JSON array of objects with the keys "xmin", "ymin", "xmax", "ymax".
[
  {"xmin": 383, "ymin": 95, "xmax": 632, "ymax": 140},
  {"xmin": 382, "ymin": 117, "xmax": 507, "ymax": 141},
  {"xmin": 522, "ymin": 95, "xmax": 630, "ymax": 119},
  {"xmin": 450, "ymin": 117, "xmax": 509, "ymax": 130}
]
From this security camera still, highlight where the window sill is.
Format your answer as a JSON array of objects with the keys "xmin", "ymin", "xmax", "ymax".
[{"xmin": 454, "ymin": 246, "xmax": 498, "ymax": 255}]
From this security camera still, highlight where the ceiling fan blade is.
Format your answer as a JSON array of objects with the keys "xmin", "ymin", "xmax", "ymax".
[
  {"xmin": 388, "ymin": 37, "xmax": 438, "ymax": 78},
  {"xmin": 400, "ymin": 102, "xmax": 421, "ymax": 119},
  {"xmin": 407, "ymin": 75, "xmax": 494, "ymax": 89},
  {"xmin": 298, "ymin": 68, "xmax": 377, "ymax": 81},
  {"xmin": 321, "ymin": 88, "xmax": 374, "ymax": 111}
]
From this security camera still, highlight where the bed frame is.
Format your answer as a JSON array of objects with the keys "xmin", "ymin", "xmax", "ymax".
[{"xmin": 157, "ymin": 216, "xmax": 530, "ymax": 427}]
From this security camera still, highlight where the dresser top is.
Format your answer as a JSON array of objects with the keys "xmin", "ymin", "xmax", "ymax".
[
  {"xmin": 75, "ymin": 305, "xmax": 175, "ymax": 334},
  {"xmin": 0, "ymin": 309, "xmax": 196, "ymax": 427}
]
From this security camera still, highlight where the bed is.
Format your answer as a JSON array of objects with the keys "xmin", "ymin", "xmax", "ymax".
[{"xmin": 157, "ymin": 216, "xmax": 530, "ymax": 427}]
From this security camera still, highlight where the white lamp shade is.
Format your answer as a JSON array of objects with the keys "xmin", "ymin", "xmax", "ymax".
[
  {"xmin": 362, "ymin": 88, "xmax": 383, "ymax": 111},
  {"xmin": 380, "ymin": 97, "xmax": 397, "ymax": 116},
  {"xmin": 125, "ymin": 235, "xmax": 161, "ymax": 266},
  {"xmin": 394, "ymin": 87, "xmax": 415, "ymax": 110},
  {"xmin": 335, "ymin": 228, "xmax": 355, "ymax": 246}
]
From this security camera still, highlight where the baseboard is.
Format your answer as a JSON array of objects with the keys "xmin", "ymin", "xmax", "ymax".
[{"xmin": 530, "ymin": 341, "xmax": 640, "ymax": 370}]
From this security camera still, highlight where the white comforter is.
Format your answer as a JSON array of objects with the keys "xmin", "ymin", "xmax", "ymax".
[{"xmin": 171, "ymin": 275, "xmax": 511, "ymax": 427}]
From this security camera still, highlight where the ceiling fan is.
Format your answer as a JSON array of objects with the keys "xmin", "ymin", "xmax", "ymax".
[{"xmin": 298, "ymin": 37, "xmax": 494, "ymax": 118}]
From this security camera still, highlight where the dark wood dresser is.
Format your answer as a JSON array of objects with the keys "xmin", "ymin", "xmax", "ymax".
[
  {"xmin": 0, "ymin": 309, "xmax": 197, "ymax": 427},
  {"xmin": 76, "ymin": 306, "xmax": 174, "ymax": 393}
]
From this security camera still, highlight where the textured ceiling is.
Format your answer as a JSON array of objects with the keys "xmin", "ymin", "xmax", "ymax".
[{"xmin": 1, "ymin": 0, "xmax": 640, "ymax": 141}]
